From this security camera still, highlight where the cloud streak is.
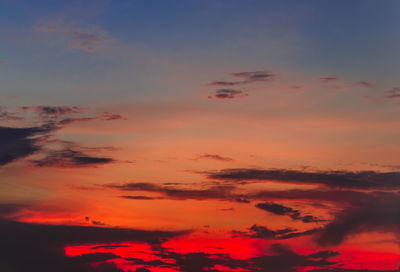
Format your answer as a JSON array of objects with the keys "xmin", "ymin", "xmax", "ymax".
[
  {"xmin": 205, "ymin": 168, "xmax": 400, "ymax": 190},
  {"xmin": 256, "ymin": 202, "xmax": 324, "ymax": 223}
]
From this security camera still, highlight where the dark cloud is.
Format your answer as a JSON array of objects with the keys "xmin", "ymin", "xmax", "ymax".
[
  {"xmin": 0, "ymin": 203, "xmax": 30, "ymax": 217},
  {"xmin": 385, "ymin": 87, "xmax": 400, "ymax": 99},
  {"xmin": 207, "ymin": 71, "xmax": 275, "ymax": 86},
  {"xmin": 0, "ymin": 106, "xmax": 124, "ymax": 167},
  {"xmin": 101, "ymin": 112, "xmax": 125, "ymax": 121},
  {"xmin": 106, "ymin": 182, "xmax": 237, "ymax": 201},
  {"xmin": 256, "ymin": 202, "xmax": 324, "ymax": 223},
  {"xmin": 141, "ymin": 243, "xmax": 338, "ymax": 272},
  {"xmin": 0, "ymin": 218, "xmax": 188, "ymax": 272},
  {"xmin": 92, "ymin": 220, "xmax": 106, "ymax": 226},
  {"xmin": 31, "ymin": 147, "xmax": 115, "ymax": 168},
  {"xmin": 206, "ymin": 168, "xmax": 400, "ymax": 190},
  {"xmin": 319, "ymin": 77, "xmax": 339, "ymax": 83},
  {"xmin": 195, "ymin": 154, "xmax": 235, "ymax": 162},
  {"xmin": 316, "ymin": 192, "xmax": 400, "ymax": 246},
  {"xmin": 72, "ymin": 252, "xmax": 119, "ymax": 263},
  {"xmin": 210, "ymin": 89, "xmax": 248, "ymax": 100},
  {"xmin": 120, "ymin": 195, "xmax": 160, "ymax": 200},
  {"xmin": 0, "ymin": 124, "xmax": 56, "ymax": 166},
  {"xmin": 233, "ymin": 224, "xmax": 319, "ymax": 240},
  {"xmin": 235, "ymin": 197, "xmax": 251, "ymax": 203},
  {"xmin": 19, "ymin": 105, "xmax": 125, "ymax": 123},
  {"xmin": 250, "ymin": 188, "xmax": 373, "ymax": 204},
  {"xmin": 34, "ymin": 106, "xmax": 83, "ymax": 116}
]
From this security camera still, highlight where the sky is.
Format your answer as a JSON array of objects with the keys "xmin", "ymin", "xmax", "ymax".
[{"xmin": 1, "ymin": 0, "xmax": 400, "ymax": 271}]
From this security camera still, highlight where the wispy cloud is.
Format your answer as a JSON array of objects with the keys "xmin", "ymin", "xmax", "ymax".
[
  {"xmin": 256, "ymin": 202, "xmax": 324, "ymax": 223},
  {"xmin": 385, "ymin": 87, "xmax": 400, "ymax": 99},
  {"xmin": 209, "ymin": 89, "xmax": 248, "ymax": 100},
  {"xmin": 319, "ymin": 76, "xmax": 339, "ymax": 83},
  {"xmin": 205, "ymin": 168, "xmax": 400, "ymax": 190},
  {"xmin": 207, "ymin": 71, "xmax": 276, "ymax": 86},
  {"xmin": 194, "ymin": 154, "xmax": 235, "ymax": 162},
  {"xmin": 35, "ymin": 23, "xmax": 111, "ymax": 52}
]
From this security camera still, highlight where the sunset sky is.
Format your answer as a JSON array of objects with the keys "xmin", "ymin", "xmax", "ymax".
[{"xmin": 2, "ymin": 1, "xmax": 400, "ymax": 271}]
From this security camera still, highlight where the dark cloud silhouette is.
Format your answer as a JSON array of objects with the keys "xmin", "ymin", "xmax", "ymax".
[
  {"xmin": 0, "ymin": 106, "xmax": 124, "ymax": 167},
  {"xmin": 20, "ymin": 106, "xmax": 84, "ymax": 117},
  {"xmin": 206, "ymin": 168, "xmax": 400, "ymax": 190},
  {"xmin": 0, "ymin": 218, "xmax": 188, "ymax": 272},
  {"xmin": 233, "ymin": 224, "xmax": 319, "ymax": 240},
  {"xmin": 195, "ymin": 153, "xmax": 235, "ymax": 162},
  {"xmin": 0, "ymin": 124, "xmax": 56, "ymax": 166},
  {"xmin": 101, "ymin": 112, "xmax": 125, "ymax": 121},
  {"xmin": 210, "ymin": 89, "xmax": 248, "ymax": 100},
  {"xmin": 106, "ymin": 182, "xmax": 237, "ymax": 201},
  {"xmin": 0, "ymin": 203, "xmax": 31, "ymax": 217},
  {"xmin": 316, "ymin": 192, "xmax": 400, "ymax": 246},
  {"xmin": 31, "ymin": 147, "xmax": 115, "ymax": 168},
  {"xmin": 256, "ymin": 202, "xmax": 324, "ymax": 223},
  {"xmin": 142, "ymin": 243, "xmax": 338, "ymax": 272},
  {"xmin": 72, "ymin": 252, "xmax": 119, "ymax": 263},
  {"xmin": 235, "ymin": 197, "xmax": 251, "ymax": 203},
  {"xmin": 207, "ymin": 71, "xmax": 275, "ymax": 86},
  {"xmin": 120, "ymin": 195, "xmax": 160, "ymax": 200}
]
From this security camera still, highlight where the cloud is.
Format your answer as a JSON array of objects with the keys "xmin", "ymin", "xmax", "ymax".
[
  {"xmin": 316, "ymin": 192, "xmax": 400, "ymax": 246},
  {"xmin": 105, "ymin": 182, "xmax": 238, "ymax": 201},
  {"xmin": 0, "ymin": 203, "xmax": 31, "ymax": 217},
  {"xmin": 72, "ymin": 252, "xmax": 119, "ymax": 263},
  {"xmin": 233, "ymin": 224, "xmax": 319, "ymax": 240},
  {"xmin": 21, "ymin": 106, "xmax": 84, "ymax": 118},
  {"xmin": 0, "ymin": 105, "xmax": 125, "ymax": 167},
  {"xmin": 31, "ymin": 147, "xmax": 115, "ymax": 168},
  {"xmin": 0, "ymin": 218, "xmax": 188, "ymax": 272},
  {"xmin": 319, "ymin": 77, "xmax": 339, "ymax": 83},
  {"xmin": 209, "ymin": 89, "xmax": 248, "ymax": 100},
  {"xmin": 194, "ymin": 154, "xmax": 235, "ymax": 162},
  {"xmin": 36, "ymin": 24, "xmax": 110, "ymax": 52},
  {"xmin": 207, "ymin": 71, "xmax": 275, "ymax": 86},
  {"xmin": 235, "ymin": 197, "xmax": 251, "ymax": 203},
  {"xmin": 0, "ymin": 108, "xmax": 24, "ymax": 121},
  {"xmin": 205, "ymin": 168, "xmax": 400, "ymax": 190},
  {"xmin": 356, "ymin": 81, "xmax": 374, "ymax": 88},
  {"xmin": 385, "ymin": 87, "xmax": 400, "ymax": 99},
  {"xmin": 127, "ymin": 243, "xmax": 338, "ymax": 272},
  {"xmin": 120, "ymin": 195, "xmax": 160, "ymax": 200},
  {"xmin": 256, "ymin": 202, "xmax": 324, "ymax": 223},
  {"xmin": 101, "ymin": 112, "xmax": 126, "ymax": 121},
  {"xmin": 0, "ymin": 124, "xmax": 56, "ymax": 166}
]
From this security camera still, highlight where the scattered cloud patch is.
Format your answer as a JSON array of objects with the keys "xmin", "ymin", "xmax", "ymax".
[
  {"xmin": 319, "ymin": 77, "xmax": 339, "ymax": 83},
  {"xmin": 385, "ymin": 87, "xmax": 400, "ymax": 99},
  {"xmin": 31, "ymin": 147, "xmax": 115, "ymax": 168},
  {"xmin": 256, "ymin": 202, "xmax": 324, "ymax": 223},
  {"xmin": 207, "ymin": 71, "xmax": 275, "ymax": 86},
  {"xmin": 209, "ymin": 89, "xmax": 248, "ymax": 100},
  {"xmin": 194, "ymin": 154, "xmax": 235, "ymax": 162},
  {"xmin": 205, "ymin": 168, "xmax": 400, "ymax": 190}
]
